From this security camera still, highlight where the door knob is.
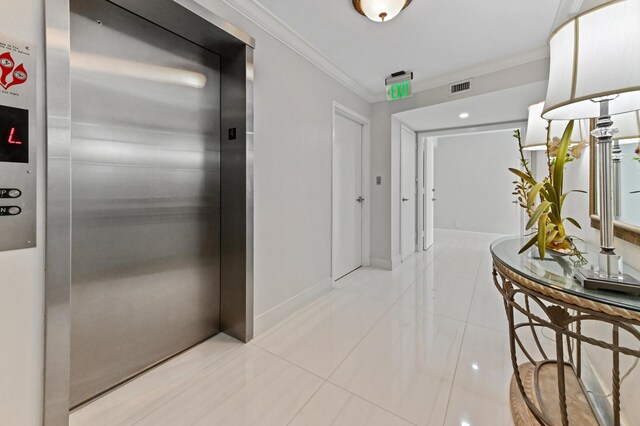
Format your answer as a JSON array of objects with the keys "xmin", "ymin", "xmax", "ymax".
[
  {"xmin": 432, "ymin": 198, "xmax": 436, "ymax": 201},
  {"xmin": 356, "ymin": 196, "xmax": 365, "ymax": 203},
  {"xmin": 402, "ymin": 197, "xmax": 410, "ymax": 202}
]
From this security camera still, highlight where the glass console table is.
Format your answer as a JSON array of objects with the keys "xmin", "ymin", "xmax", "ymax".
[{"xmin": 491, "ymin": 237, "xmax": 640, "ymax": 426}]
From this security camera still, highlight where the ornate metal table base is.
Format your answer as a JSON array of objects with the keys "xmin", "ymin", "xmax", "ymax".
[
  {"xmin": 510, "ymin": 363, "xmax": 598, "ymax": 426},
  {"xmin": 491, "ymin": 257, "xmax": 640, "ymax": 426}
]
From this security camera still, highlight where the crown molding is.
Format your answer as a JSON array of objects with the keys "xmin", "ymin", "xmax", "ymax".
[
  {"xmin": 219, "ymin": 0, "xmax": 376, "ymax": 101},
  {"xmin": 220, "ymin": 0, "xmax": 564, "ymax": 105},
  {"xmin": 370, "ymin": 46, "xmax": 551, "ymax": 103}
]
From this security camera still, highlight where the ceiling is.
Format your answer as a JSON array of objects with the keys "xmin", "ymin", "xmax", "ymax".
[
  {"xmin": 255, "ymin": 0, "xmax": 563, "ymax": 97},
  {"xmin": 394, "ymin": 81, "xmax": 548, "ymax": 131}
]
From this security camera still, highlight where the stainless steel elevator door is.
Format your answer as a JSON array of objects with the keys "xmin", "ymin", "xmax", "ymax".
[{"xmin": 69, "ymin": 0, "xmax": 221, "ymax": 408}]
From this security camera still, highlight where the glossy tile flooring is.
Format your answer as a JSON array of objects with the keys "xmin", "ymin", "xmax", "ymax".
[{"xmin": 71, "ymin": 230, "xmax": 516, "ymax": 426}]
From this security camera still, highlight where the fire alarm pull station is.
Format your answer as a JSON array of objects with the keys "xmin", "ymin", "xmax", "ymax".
[{"xmin": 0, "ymin": 34, "xmax": 36, "ymax": 251}]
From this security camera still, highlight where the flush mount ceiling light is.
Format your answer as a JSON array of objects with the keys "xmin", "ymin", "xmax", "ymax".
[
  {"xmin": 352, "ymin": 0, "xmax": 412, "ymax": 22},
  {"xmin": 459, "ymin": 112, "xmax": 470, "ymax": 119}
]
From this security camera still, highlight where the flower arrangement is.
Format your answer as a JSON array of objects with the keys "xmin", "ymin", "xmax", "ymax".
[{"xmin": 510, "ymin": 121, "xmax": 586, "ymax": 259}]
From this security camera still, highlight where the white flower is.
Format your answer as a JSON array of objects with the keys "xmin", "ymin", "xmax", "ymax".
[
  {"xmin": 570, "ymin": 141, "xmax": 588, "ymax": 159},
  {"xmin": 548, "ymin": 137, "xmax": 561, "ymax": 157}
]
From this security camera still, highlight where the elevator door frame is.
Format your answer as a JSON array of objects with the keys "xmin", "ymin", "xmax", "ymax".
[{"xmin": 43, "ymin": 1, "xmax": 254, "ymax": 424}]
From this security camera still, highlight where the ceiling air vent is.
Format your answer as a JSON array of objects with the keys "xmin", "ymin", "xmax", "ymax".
[{"xmin": 449, "ymin": 80, "xmax": 472, "ymax": 96}]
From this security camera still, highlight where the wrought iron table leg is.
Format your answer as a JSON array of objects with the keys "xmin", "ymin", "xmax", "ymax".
[
  {"xmin": 555, "ymin": 329, "xmax": 569, "ymax": 426},
  {"xmin": 612, "ymin": 325, "xmax": 620, "ymax": 426}
]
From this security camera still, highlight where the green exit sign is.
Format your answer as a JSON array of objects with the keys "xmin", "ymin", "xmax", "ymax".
[{"xmin": 386, "ymin": 81, "xmax": 412, "ymax": 101}]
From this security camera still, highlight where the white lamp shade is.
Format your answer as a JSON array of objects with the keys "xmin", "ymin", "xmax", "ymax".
[
  {"xmin": 524, "ymin": 102, "xmax": 588, "ymax": 150},
  {"xmin": 359, "ymin": 0, "xmax": 408, "ymax": 22},
  {"xmin": 612, "ymin": 110, "xmax": 640, "ymax": 142},
  {"xmin": 542, "ymin": 0, "xmax": 640, "ymax": 119}
]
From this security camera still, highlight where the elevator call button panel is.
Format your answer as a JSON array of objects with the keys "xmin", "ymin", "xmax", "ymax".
[{"xmin": 0, "ymin": 34, "xmax": 36, "ymax": 252}]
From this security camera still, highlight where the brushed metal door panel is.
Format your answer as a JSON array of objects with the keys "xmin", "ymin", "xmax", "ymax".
[{"xmin": 69, "ymin": 0, "xmax": 221, "ymax": 407}]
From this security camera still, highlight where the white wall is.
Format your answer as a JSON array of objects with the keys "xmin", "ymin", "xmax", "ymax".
[
  {"xmin": 387, "ymin": 117, "xmax": 402, "ymax": 268},
  {"xmin": 0, "ymin": 1, "xmax": 46, "ymax": 425},
  {"xmin": 1, "ymin": 1, "xmax": 370, "ymax": 424},
  {"xmin": 434, "ymin": 130, "xmax": 520, "ymax": 235},
  {"xmin": 370, "ymin": 59, "xmax": 550, "ymax": 267},
  {"xmin": 193, "ymin": 0, "xmax": 371, "ymax": 333}
]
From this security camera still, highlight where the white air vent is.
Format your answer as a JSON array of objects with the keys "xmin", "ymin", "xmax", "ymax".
[{"xmin": 449, "ymin": 80, "xmax": 472, "ymax": 95}]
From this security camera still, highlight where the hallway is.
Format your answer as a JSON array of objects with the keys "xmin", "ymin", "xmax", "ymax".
[
  {"xmin": 71, "ymin": 231, "xmax": 515, "ymax": 426},
  {"xmin": 4, "ymin": 1, "xmax": 640, "ymax": 424}
]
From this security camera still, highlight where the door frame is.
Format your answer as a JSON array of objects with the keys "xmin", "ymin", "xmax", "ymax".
[
  {"xmin": 418, "ymin": 135, "xmax": 436, "ymax": 251},
  {"xmin": 331, "ymin": 101, "xmax": 371, "ymax": 282},
  {"xmin": 400, "ymin": 124, "xmax": 418, "ymax": 261},
  {"xmin": 44, "ymin": 1, "xmax": 254, "ymax": 423}
]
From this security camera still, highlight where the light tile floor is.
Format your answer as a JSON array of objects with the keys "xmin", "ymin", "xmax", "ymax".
[{"xmin": 71, "ymin": 230, "xmax": 518, "ymax": 426}]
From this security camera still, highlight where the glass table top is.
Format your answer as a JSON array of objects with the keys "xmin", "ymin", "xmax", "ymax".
[{"xmin": 490, "ymin": 236, "xmax": 640, "ymax": 313}]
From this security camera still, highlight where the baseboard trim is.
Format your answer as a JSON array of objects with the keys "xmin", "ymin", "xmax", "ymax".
[
  {"xmin": 370, "ymin": 257, "xmax": 392, "ymax": 270},
  {"xmin": 391, "ymin": 254, "xmax": 402, "ymax": 269},
  {"xmin": 434, "ymin": 228, "xmax": 508, "ymax": 239},
  {"xmin": 370, "ymin": 255, "xmax": 403, "ymax": 270},
  {"xmin": 253, "ymin": 277, "xmax": 333, "ymax": 337}
]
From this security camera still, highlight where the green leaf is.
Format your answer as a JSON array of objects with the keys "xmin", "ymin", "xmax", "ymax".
[
  {"xmin": 540, "ymin": 182, "xmax": 560, "ymax": 219},
  {"xmin": 527, "ymin": 182, "xmax": 545, "ymax": 209},
  {"xmin": 565, "ymin": 217, "xmax": 582, "ymax": 229},
  {"xmin": 546, "ymin": 230, "xmax": 558, "ymax": 244},
  {"xmin": 543, "ymin": 181, "xmax": 558, "ymax": 204},
  {"xmin": 559, "ymin": 193, "xmax": 567, "ymax": 208},
  {"xmin": 537, "ymin": 213, "xmax": 548, "ymax": 259},
  {"xmin": 518, "ymin": 234, "xmax": 538, "ymax": 254},
  {"xmin": 526, "ymin": 201, "xmax": 551, "ymax": 230},
  {"xmin": 509, "ymin": 168, "xmax": 536, "ymax": 185},
  {"xmin": 552, "ymin": 120, "xmax": 574, "ymax": 197}
]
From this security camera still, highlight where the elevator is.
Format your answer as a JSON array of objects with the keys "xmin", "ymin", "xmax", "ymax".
[
  {"xmin": 69, "ymin": 0, "xmax": 224, "ymax": 407},
  {"xmin": 44, "ymin": 0, "xmax": 254, "ymax": 422}
]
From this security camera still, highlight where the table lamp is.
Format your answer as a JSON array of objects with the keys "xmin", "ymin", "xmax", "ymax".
[
  {"xmin": 523, "ymin": 102, "xmax": 588, "ymax": 151},
  {"xmin": 542, "ymin": 0, "xmax": 640, "ymax": 291}
]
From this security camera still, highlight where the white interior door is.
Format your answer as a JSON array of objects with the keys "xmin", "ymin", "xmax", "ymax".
[
  {"xmin": 425, "ymin": 137, "xmax": 435, "ymax": 249},
  {"xmin": 401, "ymin": 127, "xmax": 417, "ymax": 260},
  {"xmin": 333, "ymin": 113, "xmax": 363, "ymax": 280}
]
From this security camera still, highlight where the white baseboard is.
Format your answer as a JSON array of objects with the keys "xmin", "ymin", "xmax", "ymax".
[
  {"xmin": 369, "ymin": 254, "xmax": 403, "ymax": 270},
  {"xmin": 253, "ymin": 277, "xmax": 333, "ymax": 337},
  {"xmin": 434, "ymin": 228, "xmax": 507, "ymax": 240},
  {"xmin": 370, "ymin": 257, "xmax": 392, "ymax": 270}
]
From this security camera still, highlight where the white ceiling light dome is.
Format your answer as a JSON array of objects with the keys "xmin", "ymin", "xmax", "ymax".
[{"xmin": 352, "ymin": 0, "xmax": 412, "ymax": 22}]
